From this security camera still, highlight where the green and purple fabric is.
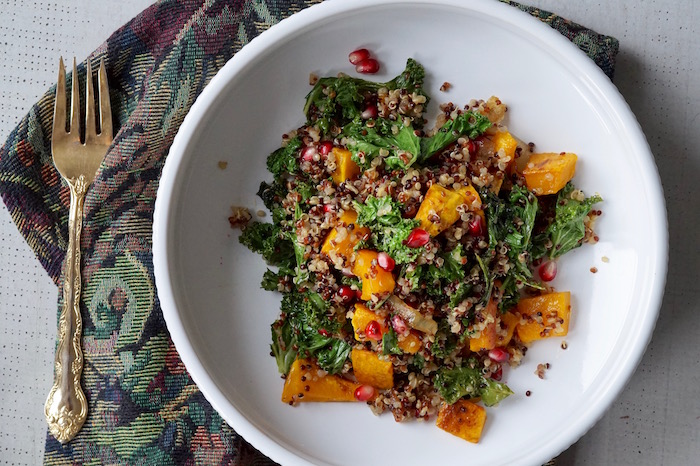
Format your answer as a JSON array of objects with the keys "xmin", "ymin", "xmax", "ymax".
[{"xmin": 0, "ymin": 1, "xmax": 618, "ymax": 464}]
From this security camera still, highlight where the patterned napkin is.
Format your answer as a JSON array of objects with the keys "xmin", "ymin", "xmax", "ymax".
[{"xmin": 0, "ymin": 1, "xmax": 618, "ymax": 464}]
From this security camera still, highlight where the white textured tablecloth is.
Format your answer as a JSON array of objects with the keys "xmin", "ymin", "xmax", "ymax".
[{"xmin": 0, "ymin": 1, "xmax": 698, "ymax": 464}]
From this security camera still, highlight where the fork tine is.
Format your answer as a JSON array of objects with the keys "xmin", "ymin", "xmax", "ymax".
[
  {"xmin": 53, "ymin": 57, "xmax": 67, "ymax": 138},
  {"xmin": 84, "ymin": 60, "xmax": 96, "ymax": 143},
  {"xmin": 97, "ymin": 58, "xmax": 112, "ymax": 139},
  {"xmin": 70, "ymin": 58, "xmax": 81, "ymax": 141}
]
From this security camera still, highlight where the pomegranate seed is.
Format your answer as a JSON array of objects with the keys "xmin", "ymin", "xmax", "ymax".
[
  {"xmin": 404, "ymin": 228, "xmax": 430, "ymax": 248},
  {"xmin": 361, "ymin": 104, "xmax": 378, "ymax": 120},
  {"xmin": 356, "ymin": 58, "xmax": 380, "ymax": 74},
  {"xmin": 467, "ymin": 139, "xmax": 476, "ymax": 154},
  {"xmin": 491, "ymin": 366, "xmax": 503, "ymax": 381},
  {"xmin": 337, "ymin": 285, "xmax": 355, "ymax": 303},
  {"xmin": 468, "ymin": 215, "xmax": 484, "ymax": 236},
  {"xmin": 318, "ymin": 141, "xmax": 333, "ymax": 156},
  {"xmin": 323, "ymin": 204, "xmax": 333, "ymax": 213},
  {"xmin": 355, "ymin": 289, "xmax": 364, "ymax": 300},
  {"xmin": 354, "ymin": 384, "xmax": 375, "ymax": 401},
  {"xmin": 539, "ymin": 260, "xmax": 557, "ymax": 282},
  {"xmin": 391, "ymin": 315, "xmax": 408, "ymax": 335},
  {"xmin": 365, "ymin": 320, "xmax": 382, "ymax": 340},
  {"xmin": 300, "ymin": 146, "xmax": 317, "ymax": 162},
  {"xmin": 348, "ymin": 48, "xmax": 371, "ymax": 65},
  {"xmin": 377, "ymin": 252, "xmax": 395, "ymax": 272},
  {"xmin": 318, "ymin": 328, "xmax": 330, "ymax": 337},
  {"xmin": 488, "ymin": 347, "xmax": 509, "ymax": 363}
]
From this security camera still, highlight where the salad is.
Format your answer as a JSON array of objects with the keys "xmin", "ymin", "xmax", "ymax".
[{"xmin": 238, "ymin": 57, "xmax": 601, "ymax": 443}]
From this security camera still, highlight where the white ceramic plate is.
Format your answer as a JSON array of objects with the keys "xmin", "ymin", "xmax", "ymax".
[{"xmin": 153, "ymin": 1, "xmax": 667, "ymax": 464}]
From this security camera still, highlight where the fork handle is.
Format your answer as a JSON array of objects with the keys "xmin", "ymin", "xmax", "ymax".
[{"xmin": 45, "ymin": 175, "xmax": 89, "ymax": 444}]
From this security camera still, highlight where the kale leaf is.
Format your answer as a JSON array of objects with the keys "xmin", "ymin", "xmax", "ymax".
[
  {"xmin": 382, "ymin": 327, "xmax": 402, "ymax": 355},
  {"xmin": 418, "ymin": 111, "xmax": 491, "ymax": 163},
  {"xmin": 536, "ymin": 183, "xmax": 603, "ymax": 259},
  {"xmin": 343, "ymin": 118, "xmax": 421, "ymax": 170},
  {"xmin": 304, "ymin": 59, "xmax": 428, "ymax": 137},
  {"xmin": 480, "ymin": 378, "xmax": 514, "ymax": 407},
  {"xmin": 267, "ymin": 136, "xmax": 302, "ymax": 179},
  {"xmin": 274, "ymin": 291, "xmax": 351, "ymax": 375},
  {"xmin": 271, "ymin": 318, "xmax": 296, "ymax": 375},
  {"xmin": 434, "ymin": 365, "xmax": 512, "ymax": 406},
  {"xmin": 482, "ymin": 185, "xmax": 543, "ymax": 309},
  {"xmin": 353, "ymin": 195, "xmax": 422, "ymax": 264},
  {"xmin": 239, "ymin": 222, "xmax": 295, "ymax": 273}
]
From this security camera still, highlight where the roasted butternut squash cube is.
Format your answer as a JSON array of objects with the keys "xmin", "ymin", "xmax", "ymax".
[
  {"xmin": 469, "ymin": 298, "xmax": 499, "ymax": 352},
  {"xmin": 321, "ymin": 210, "xmax": 369, "ymax": 267},
  {"xmin": 351, "ymin": 303, "xmax": 386, "ymax": 341},
  {"xmin": 351, "ymin": 348, "xmax": 394, "ymax": 390},
  {"xmin": 331, "ymin": 147, "xmax": 361, "ymax": 184},
  {"xmin": 281, "ymin": 359, "xmax": 360, "ymax": 403},
  {"xmin": 351, "ymin": 250, "xmax": 395, "ymax": 300},
  {"xmin": 456, "ymin": 184, "xmax": 482, "ymax": 211},
  {"xmin": 416, "ymin": 184, "xmax": 478, "ymax": 237},
  {"xmin": 436, "ymin": 399, "xmax": 487, "ymax": 444},
  {"xmin": 491, "ymin": 130, "xmax": 518, "ymax": 160},
  {"xmin": 522, "ymin": 152, "xmax": 578, "ymax": 195},
  {"xmin": 497, "ymin": 311, "xmax": 519, "ymax": 347},
  {"xmin": 516, "ymin": 292, "xmax": 571, "ymax": 343},
  {"xmin": 397, "ymin": 331, "xmax": 422, "ymax": 354}
]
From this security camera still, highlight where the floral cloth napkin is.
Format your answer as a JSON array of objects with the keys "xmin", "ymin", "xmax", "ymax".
[{"xmin": 0, "ymin": 0, "xmax": 618, "ymax": 464}]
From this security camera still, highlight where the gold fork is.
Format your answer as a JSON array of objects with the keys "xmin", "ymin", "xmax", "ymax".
[{"xmin": 44, "ymin": 57, "xmax": 112, "ymax": 444}]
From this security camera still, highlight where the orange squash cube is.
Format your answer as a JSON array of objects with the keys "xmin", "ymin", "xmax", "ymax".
[
  {"xmin": 522, "ymin": 152, "xmax": 578, "ymax": 195},
  {"xmin": 281, "ymin": 359, "xmax": 360, "ymax": 403},
  {"xmin": 436, "ymin": 399, "xmax": 487, "ymax": 443},
  {"xmin": 351, "ymin": 303, "xmax": 387, "ymax": 341},
  {"xmin": 416, "ymin": 184, "xmax": 481, "ymax": 237},
  {"xmin": 497, "ymin": 311, "xmax": 520, "ymax": 347},
  {"xmin": 331, "ymin": 147, "xmax": 361, "ymax": 184},
  {"xmin": 516, "ymin": 292, "xmax": 571, "ymax": 343},
  {"xmin": 351, "ymin": 348, "xmax": 394, "ymax": 390},
  {"xmin": 351, "ymin": 250, "xmax": 395, "ymax": 300},
  {"xmin": 321, "ymin": 210, "xmax": 369, "ymax": 267},
  {"xmin": 469, "ymin": 298, "xmax": 499, "ymax": 352},
  {"xmin": 397, "ymin": 331, "xmax": 422, "ymax": 354},
  {"xmin": 491, "ymin": 130, "xmax": 518, "ymax": 160}
]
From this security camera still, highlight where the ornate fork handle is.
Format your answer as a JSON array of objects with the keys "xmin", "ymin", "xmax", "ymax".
[{"xmin": 44, "ymin": 174, "xmax": 89, "ymax": 443}]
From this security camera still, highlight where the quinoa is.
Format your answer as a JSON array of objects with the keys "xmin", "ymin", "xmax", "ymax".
[
  {"xmin": 228, "ymin": 206, "xmax": 251, "ymax": 228},
  {"xmin": 237, "ymin": 57, "xmax": 602, "ymax": 443}
]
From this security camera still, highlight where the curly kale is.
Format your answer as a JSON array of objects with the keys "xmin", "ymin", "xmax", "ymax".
[{"xmin": 270, "ymin": 291, "xmax": 351, "ymax": 375}]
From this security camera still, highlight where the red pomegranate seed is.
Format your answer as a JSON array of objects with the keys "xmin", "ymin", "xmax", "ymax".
[
  {"xmin": 488, "ymin": 347, "xmax": 509, "ymax": 363},
  {"xmin": 404, "ymin": 228, "xmax": 430, "ymax": 248},
  {"xmin": 539, "ymin": 260, "xmax": 557, "ymax": 282},
  {"xmin": 318, "ymin": 328, "xmax": 330, "ymax": 337},
  {"xmin": 355, "ymin": 288, "xmax": 364, "ymax": 300},
  {"xmin": 354, "ymin": 384, "xmax": 376, "ymax": 401},
  {"xmin": 391, "ymin": 315, "xmax": 408, "ymax": 335},
  {"xmin": 337, "ymin": 285, "xmax": 355, "ymax": 303},
  {"xmin": 300, "ymin": 146, "xmax": 317, "ymax": 162},
  {"xmin": 356, "ymin": 58, "xmax": 380, "ymax": 74},
  {"xmin": 377, "ymin": 252, "xmax": 395, "ymax": 272},
  {"xmin": 468, "ymin": 215, "xmax": 484, "ymax": 236},
  {"xmin": 467, "ymin": 139, "xmax": 476, "ymax": 155},
  {"xmin": 323, "ymin": 204, "xmax": 333, "ymax": 213},
  {"xmin": 365, "ymin": 320, "xmax": 382, "ymax": 340},
  {"xmin": 318, "ymin": 141, "xmax": 333, "ymax": 156},
  {"xmin": 491, "ymin": 366, "xmax": 503, "ymax": 381},
  {"xmin": 361, "ymin": 104, "xmax": 378, "ymax": 120},
  {"xmin": 348, "ymin": 48, "xmax": 371, "ymax": 65}
]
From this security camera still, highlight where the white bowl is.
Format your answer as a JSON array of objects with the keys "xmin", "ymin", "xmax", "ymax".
[{"xmin": 153, "ymin": 1, "xmax": 667, "ymax": 464}]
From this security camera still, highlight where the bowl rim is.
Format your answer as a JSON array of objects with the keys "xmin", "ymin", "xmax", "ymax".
[{"xmin": 153, "ymin": 0, "xmax": 668, "ymax": 464}]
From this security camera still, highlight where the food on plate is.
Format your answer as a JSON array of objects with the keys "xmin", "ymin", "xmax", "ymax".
[{"xmin": 238, "ymin": 58, "xmax": 601, "ymax": 443}]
